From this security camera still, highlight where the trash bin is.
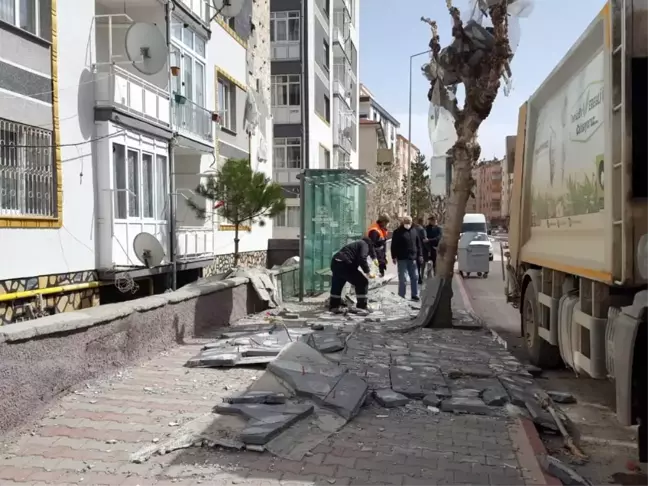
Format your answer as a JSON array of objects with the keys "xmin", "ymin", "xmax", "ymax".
[{"xmin": 457, "ymin": 232, "xmax": 490, "ymax": 278}]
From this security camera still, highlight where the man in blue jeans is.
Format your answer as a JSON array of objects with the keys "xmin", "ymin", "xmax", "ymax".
[{"xmin": 391, "ymin": 215, "xmax": 424, "ymax": 301}]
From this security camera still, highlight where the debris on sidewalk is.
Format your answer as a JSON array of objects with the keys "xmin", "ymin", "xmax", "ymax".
[
  {"xmin": 548, "ymin": 390, "xmax": 577, "ymax": 404},
  {"xmin": 540, "ymin": 454, "xmax": 593, "ymax": 486}
]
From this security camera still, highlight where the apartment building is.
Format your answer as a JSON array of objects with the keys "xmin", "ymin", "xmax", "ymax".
[
  {"xmin": 0, "ymin": 0, "xmax": 272, "ymax": 324},
  {"xmin": 473, "ymin": 158, "xmax": 503, "ymax": 223},
  {"xmin": 359, "ymin": 84, "xmax": 398, "ymax": 153},
  {"xmin": 395, "ymin": 134, "xmax": 420, "ymax": 207},
  {"xmin": 270, "ymin": 0, "xmax": 360, "ymax": 239}
]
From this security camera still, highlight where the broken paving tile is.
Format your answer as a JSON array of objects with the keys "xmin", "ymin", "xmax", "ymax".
[
  {"xmin": 524, "ymin": 400, "xmax": 559, "ymax": 434},
  {"xmin": 374, "ymin": 389, "xmax": 409, "ymax": 408},
  {"xmin": 540, "ymin": 455, "xmax": 593, "ymax": 485},
  {"xmin": 422, "ymin": 393, "xmax": 441, "ymax": 407},
  {"xmin": 481, "ymin": 387, "xmax": 509, "ymax": 407},
  {"xmin": 440, "ymin": 397, "xmax": 493, "ymax": 416},
  {"xmin": 547, "ymin": 391, "xmax": 576, "ymax": 404},
  {"xmin": 185, "ymin": 351, "xmax": 241, "ymax": 368},
  {"xmin": 224, "ymin": 391, "xmax": 287, "ymax": 405},
  {"xmin": 301, "ymin": 333, "xmax": 345, "ymax": 354},
  {"xmin": 390, "ymin": 365, "xmax": 447, "ymax": 399},
  {"xmin": 453, "ymin": 388, "xmax": 481, "ymax": 398}
]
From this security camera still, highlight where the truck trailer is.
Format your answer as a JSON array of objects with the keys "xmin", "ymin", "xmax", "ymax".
[{"xmin": 503, "ymin": 0, "xmax": 647, "ymax": 460}]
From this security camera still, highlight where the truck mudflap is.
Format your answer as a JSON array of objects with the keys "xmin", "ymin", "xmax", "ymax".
[{"xmin": 609, "ymin": 290, "xmax": 648, "ymax": 426}]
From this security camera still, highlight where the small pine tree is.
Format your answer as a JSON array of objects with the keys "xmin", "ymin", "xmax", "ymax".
[
  {"xmin": 402, "ymin": 153, "xmax": 433, "ymax": 220},
  {"xmin": 189, "ymin": 158, "xmax": 286, "ymax": 267}
]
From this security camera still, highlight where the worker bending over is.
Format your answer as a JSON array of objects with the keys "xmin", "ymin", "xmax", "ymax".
[{"xmin": 329, "ymin": 237, "xmax": 376, "ymax": 312}]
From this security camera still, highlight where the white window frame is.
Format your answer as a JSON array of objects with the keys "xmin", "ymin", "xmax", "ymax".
[
  {"xmin": 270, "ymin": 11, "xmax": 300, "ymax": 42},
  {"xmin": 0, "ymin": 0, "xmax": 49, "ymax": 39},
  {"xmin": 0, "ymin": 118, "xmax": 54, "ymax": 218},
  {"xmin": 271, "ymin": 74, "xmax": 301, "ymax": 107},
  {"xmin": 112, "ymin": 141, "xmax": 168, "ymax": 222},
  {"xmin": 218, "ymin": 78, "xmax": 235, "ymax": 132},
  {"xmin": 275, "ymin": 206, "xmax": 300, "ymax": 227},
  {"xmin": 273, "ymin": 137, "xmax": 301, "ymax": 169},
  {"xmin": 170, "ymin": 18, "xmax": 207, "ymax": 106}
]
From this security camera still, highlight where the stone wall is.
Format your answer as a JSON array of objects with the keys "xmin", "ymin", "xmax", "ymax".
[
  {"xmin": 250, "ymin": 0, "xmax": 271, "ymax": 112},
  {"xmin": 0, "ymin": 276, "xmax": 266, "ymax": 434},
  {"xmin": 202, "ymin": 250, "xmax": 267, "ymax": 277},
  {"xmin": 0, "ymin": 270, "xmax": 100, "ymax": 325}
]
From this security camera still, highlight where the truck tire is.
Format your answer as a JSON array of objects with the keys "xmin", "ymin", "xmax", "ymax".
[{"xmin": 522, "ymin": 280, "xmax": 562, "ymax": 369}]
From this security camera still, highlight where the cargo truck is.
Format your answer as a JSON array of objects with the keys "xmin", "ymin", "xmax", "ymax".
[{"xmin": 503, "ymin": 0, "xmax": 647, "ymax": 460}]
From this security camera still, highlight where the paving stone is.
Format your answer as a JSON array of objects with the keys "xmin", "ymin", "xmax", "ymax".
[
  {"xmin": 374, "ymin": 389, "xmax": 409, "ymax": 408},
  {"xmin": 540, "ymin": 454, "xmax": 593, "ymax": 485},
  {"xmin": 390, "ymin": 364, "xmax": 447, "ymax": 399},
  {"xmin": 547, "ymin": 391, "xmax": 577, "ymax": 404},
  {"xmin": 440, "ymin": 397, "xmax": 493, "ymax": 415},
  {"xmin": 524, "ymin": 400, "xmax": 559, "ymax": 434},
  {"xmin": 422, "ymin": 393, "xmax": 441, "ymax": 407},
  {"xmin": 301, "ymin": 333, "xmax": 345, "ymax": 354},
  {"xmin": 481, "ymin": 387, "xmax": 509, "ymax": 407},
  {"xmin": 224, "ymin": 391, "xmax": 287, "ymax": 405}
]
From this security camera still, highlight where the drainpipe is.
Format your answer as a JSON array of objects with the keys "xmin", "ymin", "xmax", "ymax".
[
  {"xmin": 297, "ymin": 0, "xmax": 308, "ymax": 301},
  {"xmin": 166, "ymin": 0, "xmax": 178, "ymax": 291}
]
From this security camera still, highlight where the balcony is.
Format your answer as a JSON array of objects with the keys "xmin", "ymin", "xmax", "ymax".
[
  {"xmin": 176, "ymin": 227, "xmax": 215, "ymax": 260},
  {"xmin": 94, "ymin": 64, "xmax": 171, "ymax": 128},
  {"xmin": 272, "ymin": 105, "xmax": 301, "ymax": 124},
  {"xmin": 333, "ymin": 63, "xmax": 352, "ymax": 106},
  {"xmin": 334, "ymin": 127, "xmax": 352, "ymax": 154},
  {"xmin": 271, "ymin": 41, "xmax": 300, "ymax": 61},
  {"xmin": 273, "ymin": 168, "xmax": 301, "ymax": 184},
  {"xmin": 333, "ymin": 9, "xmax": 351, "ymax": 58},
  {"xmin": 173, "ymin": 95, "xmax": 213, "ymax": 143}
]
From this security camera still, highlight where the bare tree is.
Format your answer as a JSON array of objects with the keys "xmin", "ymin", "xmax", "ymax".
[
  {"xmin": 417, "ymin": 0, "xmax": 517, "ymax": 327},
  {"xmin": 367, "ymin": 162, "xmax": 401, "ymax": 224}
]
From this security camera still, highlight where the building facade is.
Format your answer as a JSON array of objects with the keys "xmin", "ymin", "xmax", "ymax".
[
  {"xmin": 473, "ymin": 158, "xmax": 503, "ymax": 224},
  {"xmin": 0, "ymin": 0, "xmax": 272, "ymax": 324},
  {"xmin": 395, "ymin": 134, "xmax": 420, "ymax": 212},
  {"xmin": 270, "ymin": 0, "xmax": 360, "ymax": 239}
]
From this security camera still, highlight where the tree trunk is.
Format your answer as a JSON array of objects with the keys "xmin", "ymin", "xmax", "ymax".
[
  {"xmin": 233, "ymin": 223, "xmax": 240, "ymax": 268},
  {"xmin": 417, "ymin": 115, "xmax": 479, "ymax": 328}
]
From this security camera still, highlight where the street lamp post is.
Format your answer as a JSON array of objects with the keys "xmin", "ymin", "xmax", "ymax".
[{"xmin": 406, "ymin": 49, "xmax": 432, "ymax": 216}]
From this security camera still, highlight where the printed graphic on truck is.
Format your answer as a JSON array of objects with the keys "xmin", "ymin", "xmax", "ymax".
[{"xmin": 530, "ymin": 50, "xmax": 605, "ymax": 224}]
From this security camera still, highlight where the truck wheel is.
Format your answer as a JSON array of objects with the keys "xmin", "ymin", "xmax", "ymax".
[
  {"xmin": 522, "ymin": 282, "xmax": 562, "ymax": 368},
  {"xmin": 483, "ymin": 272, "xmax": 488, "ymax": 279}
]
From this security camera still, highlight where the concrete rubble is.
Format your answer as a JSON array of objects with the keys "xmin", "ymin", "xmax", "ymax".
[{"xmin": 132, "ymin": 286, "xmax": 568, "ymax": 463}]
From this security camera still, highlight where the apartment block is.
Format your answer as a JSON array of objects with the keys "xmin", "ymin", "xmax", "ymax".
[
  {"xmin": 270, "ymin": 0, "xmax": 360, "ymax": 239},
  {"xmin": 0, "ymin": 0, "xmax": 272, "ymax": 324},
  {"xmin": 473, "ymin": 158, "xmax": 503, "ymax": 223}
]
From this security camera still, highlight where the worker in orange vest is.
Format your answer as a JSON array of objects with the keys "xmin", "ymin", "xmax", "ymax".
[{"xmin": 367, "ymin": 214, "xmax": 390, "ymax": 277}]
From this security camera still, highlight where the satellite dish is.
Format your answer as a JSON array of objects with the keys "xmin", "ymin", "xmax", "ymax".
[
  {"xmin": 125, "ymin": 23, "xmax": 167, "ymax": 75},
  {"xmin": 211, "ymin": 0, "xmax": 244, "ymax": 19},
  {"xmin": 133, "ymin": 232, "xmax": 165, "ymax": 268}
]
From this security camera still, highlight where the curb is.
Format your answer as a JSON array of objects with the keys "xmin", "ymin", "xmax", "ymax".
[{"xmin": 457, "ymin": 272, "xmax": 561, "ymax": 486}]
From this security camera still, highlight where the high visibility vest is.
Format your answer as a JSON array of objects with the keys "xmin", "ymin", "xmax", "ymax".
[{"xmin": 367, "ymin": 223, "xmax": 387, "ymax": 240}]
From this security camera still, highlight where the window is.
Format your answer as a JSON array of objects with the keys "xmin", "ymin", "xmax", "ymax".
[
  {"xmin": 270, "ymin": 11, "xmax": 300, "ymax": 42},
  {"xmin": 171, "ymin": 18, "xmax": 207, "ymax": 105},
  {"xmin": 324, "ymin": 95, "xmax": 330, "ymax": 123},
  {"xmin": 218, "ymin": 78, "xmax": 235, "ymax": 131},
  {"xmin": 322, "ymin": 40, "xmax": 330, "ymax": 70},
  {"xmin": 275, "ymin": 206, "xmax": 300, "ymax": 227},
  {"xmin": 113, "ymin": 143, "xmax": 168, "ymax": 221},
  {"xmin": 0, "ymin": 0, "xmax": 50, "ymax": 39},
  {"xmin": 271, "ymin": 75, "xmax": 300, "ymax": 107},
  {"xmin": 274, "ymin": 137, "xmax": 301, "ymax": 169},
  {"xmin": 0, "ymin": 119, "xmax": 55, "ymax": 218}
]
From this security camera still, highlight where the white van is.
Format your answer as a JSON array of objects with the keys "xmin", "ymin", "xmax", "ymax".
[{"xmin": 461, "ymin": 213, "xmax": 493, "ymax": 260}]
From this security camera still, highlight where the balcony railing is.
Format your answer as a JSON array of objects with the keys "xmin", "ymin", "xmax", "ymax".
[
  {"xmin": 271, "ymin": 41, "xmax": 300, "ymax": 60},
  {"xmin": 272, "ymin": 105, "xmax": 301, "ymax": 124},
  {"xmin": 173, "ymin": 95, "xmax": 213, "ymax": 143},
  {"xmin": 176, "ymin": 227, "xmax": 215, "ymax": 260},
  {"xmin": 95, "ymin": 64, "xmax": 171, "ymax": 128},
  {"xmin": 334, "ymin": 128, "xmax": 352, "ymax": 153},
  {"xmin": 333, "ymin": 64, "xmax": 352, "ymax": 106}
]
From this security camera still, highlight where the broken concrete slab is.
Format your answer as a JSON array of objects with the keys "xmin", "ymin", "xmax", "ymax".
[
  {"xmin": 481, "ymin": 387, "xmax": 509, "ymax": 406},
  {"xmin": 374, "ymin": 389, "xmax": 409, "ymax": 408},
  {"xmin": 524, "ymin": 400, "xmax": 559, "ymax": 434},
  {"xmin": 214, "ymin": 403, "xmax": 315, "ymax": 445},
  {"xmin": 440, "ymin": 397, "xmax": 494, "ymax": 416},
  {"xmin": 547, "ymin": 391, "xmax": 577, "ymax": 404},
  {"xmin": 224, "ymin": 391, "xmax": 287, "ymax": 405},
  {"xmin": 539, "ymin": 454, "xmax": 593, "ymax": 485},
  {"xmin": 390, "ymin": 364, "xmax": 447, "ymax": 399},
  {"xmin": 322, "ymin": 373, "xmax": 369, "ymax": 420},
  {"xmin": 301, "ymin": 332, "xmax": 345, "ymax": 353}
]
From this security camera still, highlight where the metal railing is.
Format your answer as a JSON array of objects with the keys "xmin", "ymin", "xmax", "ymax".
[
  {"xmin": 95, "ymin": 64, "xmax": 171, "ymax": 128},
  {"xmin": 0, "ymin": 118, "xmax": 55, "ymax": 218},
  {"xmin": 174, "ymin": 96, "xmax": 213, "ymax": 143},
  {"xmin": 175, "ymin": 227, "xmax": 215, "ymax": 259}
]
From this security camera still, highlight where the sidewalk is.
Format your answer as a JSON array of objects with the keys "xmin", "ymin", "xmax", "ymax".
[{"xmin": 0, "ymin": 278, "xmax": 552, "ymax": 486}]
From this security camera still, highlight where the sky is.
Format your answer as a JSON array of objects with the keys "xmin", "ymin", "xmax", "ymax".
[{"xmin": 359, "ymin": 0, "xmax": 607, "ymax": 162}]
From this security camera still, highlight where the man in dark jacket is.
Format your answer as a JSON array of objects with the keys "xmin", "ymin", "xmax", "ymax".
[
  {"xmin": 367, "ymin": 214, "xmax": 390, "ymax": 277},
  {"xmin": 425, "ymin": 215, "xmax": 443, "ymax": 275},
  {"xmin": 414, "ymin": 217, "xmax": 428, "ymax": 285},
  {"xmin": 329, "ymin": 237, "xmax": 376, "ymax": 312},
  {"xmin": 391, "ymin": 215, "xmax": 423, "ymax": 301}
]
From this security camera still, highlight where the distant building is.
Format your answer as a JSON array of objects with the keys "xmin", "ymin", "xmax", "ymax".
[
  {"xmin": 501, "ymin": 136, "xmax": 516, "ymax": 226},
  {"xmin": 473, "ymin": 159, "xmax": 503, "ymax": 224}
]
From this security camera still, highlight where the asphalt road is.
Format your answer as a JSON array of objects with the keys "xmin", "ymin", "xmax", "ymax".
[{"xmin": 461, "ymin": 238, "xmax": 642, "ymax": 485}]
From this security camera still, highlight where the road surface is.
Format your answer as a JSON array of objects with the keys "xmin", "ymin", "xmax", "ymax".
[{"xmin": 461, "ymin": 237, "xmax": 642, "ymax": 485}]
